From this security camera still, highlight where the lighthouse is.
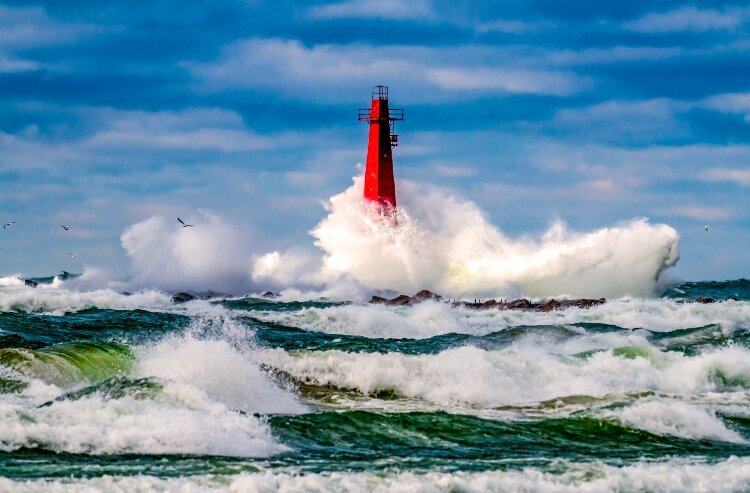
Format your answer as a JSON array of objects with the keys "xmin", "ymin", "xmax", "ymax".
[{"xmin": 358, "ymin": 85, "xmax": 404, "ymax": 211}]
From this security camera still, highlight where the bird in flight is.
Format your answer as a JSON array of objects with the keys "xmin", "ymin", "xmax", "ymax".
[
  {"xmin": 705, "ymin": 225, "xmax": 710, "ymax": 232},
  {"xmin": 3, "ymin": 221, "xmax": 15, "ymax": 229},
  {"xmin": 61, "ymin": 225, "xmax": 69, "ymax": 231},
  {"xmin": 178, "ymin": 217, "xmax": 194, "ymax": 228},
  {"xmin": 67, "ymin": 253, "xmax": 77, "ymax": 259}
]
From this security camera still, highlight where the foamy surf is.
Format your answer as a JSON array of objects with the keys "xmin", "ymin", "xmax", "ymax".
[
  {"xmin": 608, "ymin": 398, "xmax": 746, "ymax": 443},
  {"xmin": 254, "ymin": 343, "xmax": 750, "ymax": 410},
  {"xmin": 0, "ymin": 284, "xmax": 173, "ymax": 314},
  {"xmin": 0, "ymin": 382, "xmax": 285, "ymax": 456},
  {"xmin": 1, "ymin": 457, "xmax": 748, "ymax": 493},
  {"xmin": 0, "ymin": 313, "xmax": 301, "ymax": 457},
  {"xmin": 247, "ymin": 297, "xmax": 750, "ymax": 339}
]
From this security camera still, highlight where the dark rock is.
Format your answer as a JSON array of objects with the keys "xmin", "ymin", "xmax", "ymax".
[
  {"xmin": 368, "ymin": 290, "xmax": 608, "ymax": 312},
  {"xmin": 121, "ymin": 291, "xmax": 132, "ymax": 296},
  {"xmin": 197, "ymin": 291, "xmax": 230, "ymax": 300},
  {"xmin": 369, "ymin": 290, "xmax": 443, "ymax": 306},
  {"xmin": 261, "ymin": 291, "xmax": 280, "ymax": 298},
  {"xmin": 411, "ymin": 290, "xmax": 442, "ymax": 303},
  {"xmin": 695, "ymin": 297, "xmax": 715, "ymax": 304},
  {"xmin": 18, "ymin": 277, "xmax": 37, "ymax": 288},
  {"xmin": 171, "ymin": 292, "xmax": 196, "ymax": 303},
  {"xmin": 505, "ymin": 299, "xmax": 532, "ymax": 309},
  {"xmin": 577, "ymin": 298, "xmax": 606, "ymax": 308},
  {"xmin": 538, "ymin": 299, "xmax": 562, "ymax": 312},
  {"xmin": 386, "ymin": 295, "xmax": 412, "ymax": 306}
]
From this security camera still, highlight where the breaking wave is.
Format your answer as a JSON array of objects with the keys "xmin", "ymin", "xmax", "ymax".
[
  {"xmin": 0, "ymin": 313, "xmax": 301, "ymax": 457},
  {"xmin": 248, "ymin": 297, "xmax": 750, "ymax": 339},
  {"xmin": 0, "ymin": 341, "xmax": 133, "ymax": 387},
  {"xmin": 254, "ymin": 177, "xmax": 679, "ymax": 298},
  {"xmin": 255, "ymin": 344, "xmax": 750, "ymax": 411}
]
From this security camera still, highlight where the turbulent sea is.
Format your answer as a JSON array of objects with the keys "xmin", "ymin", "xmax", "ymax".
[{"xmin": 0, "ymin": 276, "xmax": 749, "ymax": 492}]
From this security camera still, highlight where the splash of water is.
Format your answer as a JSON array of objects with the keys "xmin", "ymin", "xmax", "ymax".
[
  {"xmin": 255, "ymin": 177, "xmax": 680, "ymax": 298},
  {"xmin": 121, "ymin": 210, "xmax": 254, "ymax": 293}
]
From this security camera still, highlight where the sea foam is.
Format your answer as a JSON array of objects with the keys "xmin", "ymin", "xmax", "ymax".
[
  {"xmin": 249, "ymin": 298, "xmax": 750, "ymax": 339},
  {"xmin": 0, "ymin": 383, "xmax": 284, "ymax": 456},
  {"xmin": 254, "ymin": 344, "xmax": 750, "ymax": 411},
  {"xmin": 1, "ymin": 457, "xmax": 748, "ymax": 493}
]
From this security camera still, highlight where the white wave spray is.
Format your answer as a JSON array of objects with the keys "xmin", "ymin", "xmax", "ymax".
[
  {"xmin": 120, "ymin": 210, "xmax": 255, "ymax": 292},
  {"xmin": 254, "ymin": 177, "xmax": 680, "ymax": 298}
]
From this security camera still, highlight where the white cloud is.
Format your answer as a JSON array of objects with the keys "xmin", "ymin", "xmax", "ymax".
[
  {"xmin": 581, "ymin": 178, "xmax": 618, "ymax": 194},
  {"xmin": 185, "ymin": 38, "xmax": 593, "ymax": 101},
  {"xmin": 0, "ymin": 6, "xmax": 96, "ymax": 73},
  {"xmin": 435, "ymin": 165, "xmax": 477, "ymax": 177},
  {"xmin": 524, "ymin": 140, "xmax": 750, "ymax": 191},
  {"xmin": 662, "ymin": 205, "xmax": 731, "ymax": 221},
  {"xmin": 547, "ymin": 46, "xmax": 683, "ymax": 65},
  {"xmin": 624, "ymin": 7, "xmax": 745, "ymax": 33},
  {"xmin": 85, "ymin": 108, "xmax": 274, "ymax": 152},
  {"xmin": 702, "ymin": 92, "xmax": 750, "ymax": 122},
  {"xmin": 285, "ymin": 171, "xmax": 329, "ymax": 188},
  {"xmin": 703, "ymin": 168, "xmax": 750, "ymax": 186},
  {"xmin": 0, "ymin": 107, "xmax": 282, "ymax": 171},
  {"xmin": 0, "ymin": 4, "xmax": 100, "ymax": 74},
  {"xmin": 426, "ymin": 67, "xmax": 590, "ymax": 96},
  {"xmin": 0, "ymin": 54, "xmax": 39, "ymax": 73},
  {"xmin": 476, "ymin": 19, "xmax": 554, "ymax": 34},
  {"xmin": 0, "ymin": 6, "xmax": 94, "ymax": 48},
  {"xmin": 550, "ymin": 98, "xmax": 687, "ymax": 141},
  {"xmin": 309, "ymin": 0, "xmax": 433, "ymax": 20},
  {"xmin": 184, "ymin": 38, "xmax": 418, "ymax": 102}
]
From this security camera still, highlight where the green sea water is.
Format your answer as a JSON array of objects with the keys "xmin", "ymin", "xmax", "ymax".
[{"xmin": 0, "ymin": 278, "xmax": 749, "ymax": 491}]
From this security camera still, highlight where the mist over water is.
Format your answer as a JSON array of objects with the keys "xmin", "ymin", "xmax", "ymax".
[
  {"xmin": 120, "ymin": 211, "xmax": 255, "ymax": 293},
  {"xmin": 255, "ymin": 177, "xmax": 680, "ymax": 298},
  {"xmin": 101, "ymin": 175, "xmax": 681, "ymax": 298}
]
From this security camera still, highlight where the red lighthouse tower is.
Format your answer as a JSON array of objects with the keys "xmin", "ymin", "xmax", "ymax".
[{"xmin": 358, "ymin": 85, "xmax": 404, "ymax": 211}]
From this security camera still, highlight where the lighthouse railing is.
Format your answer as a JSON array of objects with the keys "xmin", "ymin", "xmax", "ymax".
[{"xmin": 357, "ymin": 108, "xmax": 404, "ymax": 121}]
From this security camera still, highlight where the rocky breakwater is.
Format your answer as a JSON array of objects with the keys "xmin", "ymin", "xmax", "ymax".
[{"xmin": 370, "ymin": 289, "xmax": 606, "ymax": 312}]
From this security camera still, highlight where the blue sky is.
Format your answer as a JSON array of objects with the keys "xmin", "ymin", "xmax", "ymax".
[{"xmin": 0, "ymin": 0, "xmax": 748, "ymax": 281}]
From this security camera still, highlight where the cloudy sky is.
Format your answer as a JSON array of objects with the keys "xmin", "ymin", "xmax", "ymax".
[{"xmin": 0, "ymin": 0, "xmax": 748, "ymax": 281}]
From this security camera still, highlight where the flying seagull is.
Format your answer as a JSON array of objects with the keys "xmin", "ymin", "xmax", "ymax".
[
  {"xmin": 67, "ymin": 253, "xmax": 77, "ymax": 259},
  {"xmin": 61, "ymin": 225, "xmax": 69, "ymax": 231},
  {"xmin": 178, "ymin": 217, "xmax": 194, "ymax": 228},
  {"xmin": 3, "ymin": 221, "xmax": 15, "ymax": 229},
  {"xmin": 705, "ymin": 225, "xmax": 710, "ymax": 232}
]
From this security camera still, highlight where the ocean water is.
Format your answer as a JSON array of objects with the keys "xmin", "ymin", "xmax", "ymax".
[{"xmin": 0, "ymin": 276, "xmax": 749, "ymax": 492}]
